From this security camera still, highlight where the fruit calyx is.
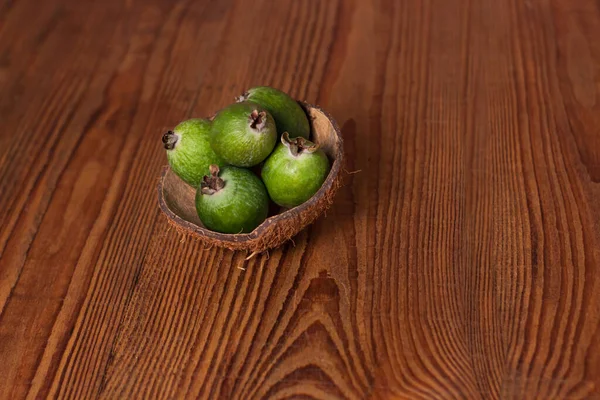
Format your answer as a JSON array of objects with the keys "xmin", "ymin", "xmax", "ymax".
[
  {"xmin": 236, "ymin": 91, "xmax": 249, "ymax": 103},
  {"xmin": 281, "ymin": 132, "xmax": 318, "ymax": 157},
  {"xmin": 249, "ymin": 110, "xmax": 267, "ymax": 131},
  {"xmin": 201, "ymin": 165, "xmax": 225, "ymax": 195},
  {"xmin": 162, "ymin": 131, "xmax": 179, "ymax": 150}
]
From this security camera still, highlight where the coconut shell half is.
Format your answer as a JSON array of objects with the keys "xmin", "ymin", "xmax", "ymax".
[{"xmin": 157, "ymin": 102, "xmax": 344, "ymax": 255}]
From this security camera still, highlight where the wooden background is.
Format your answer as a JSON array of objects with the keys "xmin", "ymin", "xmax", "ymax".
[{"xmin": 1, "ymin": 0, "xmax": 600, "ymax": 398}]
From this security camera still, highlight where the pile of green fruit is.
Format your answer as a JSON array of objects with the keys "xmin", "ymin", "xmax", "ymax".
[{"xmin": 162, "ymin": 86, "xmax": 331, "ymax": 234}]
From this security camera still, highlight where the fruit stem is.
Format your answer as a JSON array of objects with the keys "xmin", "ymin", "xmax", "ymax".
[
  {"xmin": 281, "ymin": 132, "xmax": 319, "ymax": 157},
  {"xmin": 249, "ymin": 110, "xmax": 267, "ymax": 131},
  {"xmin": 162, "ymin": 131, "xmax": 178, "ymax": 150},
  {"xmin": 201, "ymin": 165, "xmax": 225, "ymax": 195}
]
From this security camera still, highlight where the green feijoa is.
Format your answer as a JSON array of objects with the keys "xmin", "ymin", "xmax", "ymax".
[
  {"xmin": 210, "ymin": 102, "xmax": 277, "ymax": 167},
  {"xmin": 162, "ymin": 118, "xmax": 225, "ymax": 187},
  {"xmin": 195, "ymin": 165, "xmax": 269, "ymax": 234},
  {"xmin": 261, "ymin": 132, "xmax": 330, "ymax": 208},
  {"xmin": 237, "ymin": 86, "xmax": 310, "ymax": 139}
]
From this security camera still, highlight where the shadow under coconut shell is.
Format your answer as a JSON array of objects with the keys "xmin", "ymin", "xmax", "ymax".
[{"xmin": 158, "ymin": 102, "xmax": 344, "ymax": 256}]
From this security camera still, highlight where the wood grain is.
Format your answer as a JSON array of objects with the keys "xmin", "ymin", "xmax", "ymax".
[{"xmin": 1, "ymin": 0, "xmax": 600, "ymax": 398}]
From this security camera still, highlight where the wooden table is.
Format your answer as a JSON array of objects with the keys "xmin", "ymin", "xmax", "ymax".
[{"xmin": 2, "ymin": 0, "xmax": 600, "ymax": 398}]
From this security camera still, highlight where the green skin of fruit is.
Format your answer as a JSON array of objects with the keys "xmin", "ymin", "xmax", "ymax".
[
  {"xmin": 195, "ymin": 165, "xmax": 269, "ymax": 234},
  {"xmin": 163, "ymin": 119, "xmax": 225, "ymax": 187},
  {"xmin": 261, "ymin": 133, "xmax": 330, "ymax": 208},
  {"xmin": 210, "ymin": 102, "xmax": 277, "ymax": 167},
  {"xmin": 238, "ymin": 86, "xmax": 310, "ymax": 139}
]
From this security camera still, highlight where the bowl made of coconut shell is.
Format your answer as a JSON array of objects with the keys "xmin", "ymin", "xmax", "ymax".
[{"xmin": 157, "ymin": 102, "xmax": 343, "ymax": 256}]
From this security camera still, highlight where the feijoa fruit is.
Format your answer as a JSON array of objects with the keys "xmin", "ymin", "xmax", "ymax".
[
  {"xmin": 162, "ymin": 119, "xmax": 225, "ymax": 187},
  {"xmin": 238, "ymin": 86, "xmax": 310, "ymax": 139},
  {"xmin": 261, "ymin": 132, "xmax": 330, "ymax": 208},
  {"xmin": 195, "ymin": 165, "xmax": 269, "ymax": 234},
  {"xmin": 210, "ymin": 102, "xmax": 277, "ymax": 167}
]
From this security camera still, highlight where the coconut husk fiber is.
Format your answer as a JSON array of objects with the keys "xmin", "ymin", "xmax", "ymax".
[{"xmin": 157, "ymin": 102, "xmax": 344, "ymax": 256}]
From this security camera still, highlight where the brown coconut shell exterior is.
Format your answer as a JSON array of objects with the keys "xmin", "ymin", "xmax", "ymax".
[{"xmin": 157, "ymin": 102, "xmax": 344, "ymax": 255}]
